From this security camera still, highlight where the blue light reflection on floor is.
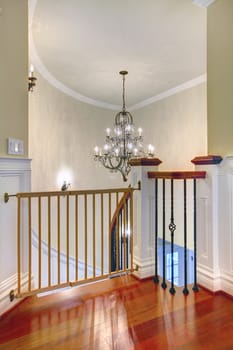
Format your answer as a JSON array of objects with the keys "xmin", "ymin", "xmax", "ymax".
[{"xmin": 157, "ymin": 238, "xmax": 194, "ymax": 287}]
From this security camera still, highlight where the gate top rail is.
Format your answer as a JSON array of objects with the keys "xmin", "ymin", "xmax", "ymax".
[
  {"xmin": 4, "ymin": 182, "xmax": 141, "ymax": 203},
  {"xmin": 147, "ymin": 171, "xmax": 206, "ymax": 180}
]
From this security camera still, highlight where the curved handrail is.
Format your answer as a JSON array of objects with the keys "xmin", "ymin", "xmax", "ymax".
[
  {"xmin": 110, "ymin": 189, "xmax": 131, "ymax": 234},
  {"xmin": 110, "ymin": 188, "xmax": 132, "ymax": 272}
]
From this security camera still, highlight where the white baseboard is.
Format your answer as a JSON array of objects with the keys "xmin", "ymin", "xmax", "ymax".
[
  {"xmin": 219, "ymin": 271, "xmax": 233, "ymax": 296},
  {"xmin": 197, "ymin": 264, "xmax": 221, "ymax": 291},
  {"xmin": 133, "ymin": 257, "xmax": 155, "ymax": 279},
  {"xmin": 197, "ymin": 264, "xmax": 233, "ymax": 296},
  {"xmin": 0, "ymin": 272, "xmax": 30, "ymax": 316}
]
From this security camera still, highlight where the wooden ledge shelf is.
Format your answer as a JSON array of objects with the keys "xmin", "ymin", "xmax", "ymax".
[
  {"xmin": 148, "ymin": 171, "xmax": 206, "ymax": 180},
  {"xmin": 129, "ymin": 157, "xmax": 162, "ymax": 166},
  {"xmin": 191, "ymin": 155, "xmax": 222, "ymax": 165}
]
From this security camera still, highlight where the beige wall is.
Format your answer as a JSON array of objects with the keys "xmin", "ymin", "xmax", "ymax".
[
  {"xmin": 133, "ymin": 83, "xmax": 207, "ymax": 170},
  {"xmin": 0, "ymin": 0, "xmax": 28, "ymax": 157},
  {"xmin": 207, "ymin": 0, "xmax": 233, "ymax": 155}
]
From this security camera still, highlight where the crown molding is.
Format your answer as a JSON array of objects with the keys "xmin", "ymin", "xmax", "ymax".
[
  {"xmin": 192, "ymin": 0, "xmax": 216, "ymax": 8},
  {"xmin": 29, "ymin": 0, "xmax": 120, "ymax": 111},
  {"xmin": 129, "ymin": 74, "xmax": 206, "ymax": 111}
]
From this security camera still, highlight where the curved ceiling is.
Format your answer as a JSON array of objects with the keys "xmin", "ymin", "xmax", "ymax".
[{"xmin": 29, "ymin": 0, "xmax": 206, "ymax": 110}]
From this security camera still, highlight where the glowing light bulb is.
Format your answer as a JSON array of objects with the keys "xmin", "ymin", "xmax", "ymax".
[
  {"xmin": 148, "ymin": 144, "xmax": 154, "ymax": 156},
  {"xmin": 29, "ymin": 64, "xmax": 34, "ymax": 77},
  {"xmin": 125, "ymin": 125, "xmax": 131, "ymax": 134},
  {"xmin": 94, "ymin": 146, "xmax": 99, "ymax": 155},
  {"xmin": 103, "ymin": 144, "xmax": 109, "ymax": 155}
]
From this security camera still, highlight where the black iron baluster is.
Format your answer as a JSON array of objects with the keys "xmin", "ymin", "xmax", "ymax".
[
  {"xmin": 111, "ymin": 225, "xmax": 116, "ymax": 272},
  {"xmin": 192, "ymin": 178, "xmax": 199, "ymax": 292},
  {"xmin": 183, "ymin": 179, "xmax": 189, "ymax": 295},
  {"xmin": 126, "ymin": 197, "xmax": 129, "ymax": 269},
  {"xmin": 169, "ymin": 179, "xmax": 176, "ymax": 295},
  {"xmin": 154, "ymin": 178, "xmax": 159, "ymax": 283},
  {"xmin": 161, "ymin": 179, "xmax": 167, "ymax": 289},
  {"xmin": 120, "ymin": 210, "xmax": 123, "ymax": 270}
]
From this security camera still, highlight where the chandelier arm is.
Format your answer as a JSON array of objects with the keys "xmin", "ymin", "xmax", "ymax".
[
  {"xmin": 108, "ymin": 156, "xmax": 123, "ymax": 170},
  {"xmin": 127, "ymin": 111, "xmax": 133, "ymax": 125},
  {"xmin": 99, "ymin": 155, "xmax": 123, "ymax": 171},
  {"xmin": 118, "ymin": 160, "xmax": 131, "ymax": 182}
]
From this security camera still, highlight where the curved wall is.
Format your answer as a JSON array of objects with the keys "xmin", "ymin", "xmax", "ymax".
[
  {"xmin": 133, "ymin": 82, "xmax": 207, "ymax": 170},
  {"xmin": 29, "ymin": 73, "xmax": 207, "ymax": 191},
  {"xmin": 29, "ymin": 73, "xmax": 125, "ymax": 191}
]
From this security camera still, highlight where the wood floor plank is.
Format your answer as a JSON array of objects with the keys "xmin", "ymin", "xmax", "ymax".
[{"xmin": 0, "ymin": 275, "xmax": 232, "ymax": 349}]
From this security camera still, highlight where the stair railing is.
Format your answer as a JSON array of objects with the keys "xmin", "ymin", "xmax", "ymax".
[{"xmin": 148, "ymin": 171, "xmax": 206, "ymax": 295}]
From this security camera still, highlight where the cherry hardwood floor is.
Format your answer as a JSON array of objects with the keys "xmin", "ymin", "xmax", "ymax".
[{"xmin": 0, "ymin": 275, "xmax": 232, "ymax": 349}]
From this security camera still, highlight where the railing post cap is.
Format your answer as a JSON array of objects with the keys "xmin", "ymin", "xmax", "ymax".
[{"xmin": 191, "ymin": 155, "xmax": 223, "ymax": 165}]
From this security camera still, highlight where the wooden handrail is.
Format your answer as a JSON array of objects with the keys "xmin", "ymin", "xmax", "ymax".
[
  {"xmin": 110, "ymin": 189, "xmax": 131, "ymax": 234},
  {"xmin": 4, "ymin": 187, "xmax": 134, "ymax": 203},
  {"xmin": 148, "ymin": 171, "xmax": 206, "ymax": 180}
]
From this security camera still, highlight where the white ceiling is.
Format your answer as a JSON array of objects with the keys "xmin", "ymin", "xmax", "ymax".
[{"xmin": 29, "ymin": 0, "xmax": 207, "ymax": 110}]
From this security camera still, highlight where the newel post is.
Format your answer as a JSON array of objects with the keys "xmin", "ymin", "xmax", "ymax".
[
  {"xmin": 191, "ymin": 155, "xmax": 223, "ymax": 292},
  {"xmin": 129, "ymin": 157, "xmax": 162, "ymax": 279}
]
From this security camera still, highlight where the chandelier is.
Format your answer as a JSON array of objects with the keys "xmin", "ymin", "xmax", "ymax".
[{"xmin": 94, "ymin": 71, "xmax": 154, "ymax": 182}]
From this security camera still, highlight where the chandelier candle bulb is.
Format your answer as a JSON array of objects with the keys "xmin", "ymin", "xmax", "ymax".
[
  {"xmin": 28, "ymin": 64, "xmax": 37, "ymax": 92},
  {"xmin": 94, "ymin": 146, "xmax": 99, "ymax": 156},
  {"xmin": 148, "ymin": 144, "xmax": 155, "ymax": 156},
  {"xmin": 93, "ymin": 70, "xmax": 154, "ymax": 182},
  {"xmin": 138, "ymin": 127, "xmax": 142, "ymax": 137},
  {"xmin": 125, "ymin": 125, "xmax": 131, "ymax": 134},
  {"xmin": 104, "ymin": 144, "xmax": 109, "ymax": 155},
  {"xmin": 127, "ymin": 143, "xmax": 133, "ymax": 150},
  {"xmin": 29, "ymin": 64, "xmax": 34, "ymax": 77}
]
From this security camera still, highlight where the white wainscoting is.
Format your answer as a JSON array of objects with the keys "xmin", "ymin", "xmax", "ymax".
[
  {"xmin": 195, "ymin": 156, "xmax": 233, "ymax": 295},
  {"xmin": 0, "ymin": 157, "xmax": 31, "ymax": 315}
]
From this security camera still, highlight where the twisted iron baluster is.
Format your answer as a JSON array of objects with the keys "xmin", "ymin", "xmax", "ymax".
[
  {"xmin": 154, "ymin": 178, "xmax": 159, "ymax": 283},
  {"xmin": 169, "ymin": 179, "xmax": 176, "ymax": 295},
  {"xmin": 161, "ymin": 179, "xmax": 167, "ymax": 289},
  {"xmin": 183, "ymin": 179, "xmax": 189, "ymax": 295}
]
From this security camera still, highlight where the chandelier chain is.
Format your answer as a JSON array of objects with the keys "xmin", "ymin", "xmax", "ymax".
[{"xmin": 122, "ymin": 73, "xmax": 126, "ymax": 112}]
